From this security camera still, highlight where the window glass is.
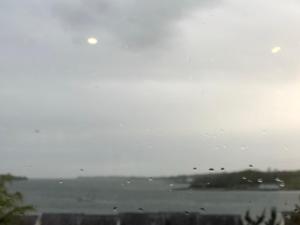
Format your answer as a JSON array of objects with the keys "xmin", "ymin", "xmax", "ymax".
[{"xmin": 1, "ymin": 0, "xmax": 300, "ymax": 224}]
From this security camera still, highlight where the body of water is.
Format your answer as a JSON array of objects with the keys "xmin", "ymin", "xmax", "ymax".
[{"xmin": 10, "ymin": 177, "xmax": 300, "ymax": 215}]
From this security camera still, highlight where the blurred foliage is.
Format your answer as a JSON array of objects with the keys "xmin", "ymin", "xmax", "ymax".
[
  {"xmin": 0, "ymin": 174, "xmax": 34, "ymax": 225},
  {"xmin": 284, "ymin": 203, "xmax": 300, "ymax": 225},
  {"xmin": 244, "ymin": 208, "xmax": 281, "ymax": 225}
]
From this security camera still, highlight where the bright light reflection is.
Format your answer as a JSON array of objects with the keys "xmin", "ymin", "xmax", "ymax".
[
  {"xmin": 87, "ymin": 37, "xmax": 98, "ymax": 45},
  {"xmin": 271, "ymin": 46, "xmax": 281, "ymax": 54}
]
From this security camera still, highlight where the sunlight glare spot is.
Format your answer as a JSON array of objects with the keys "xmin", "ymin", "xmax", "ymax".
[
  {"xmin": 271, "ymin": 46, "xmax": 281, "ymax": 54},
  {"xmin": 87, "ymin": 37, "xmax": 98, "ymax": 45}
]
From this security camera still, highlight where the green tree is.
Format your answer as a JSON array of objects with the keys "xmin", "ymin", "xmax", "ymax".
[{"xmin": 0, "ymin": 174, "xmax": 34, "ymax": 225}]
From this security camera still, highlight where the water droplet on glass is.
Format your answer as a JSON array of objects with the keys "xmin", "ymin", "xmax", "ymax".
[
  {"xmin": 279, "ymin": 183, "xmax": 285, "ymax": 188},
  {"xmin": 80, "ymin": 168, "xmax": 84, "ymax": 172},
  {"xmin": 257, "ymin": 178, "xmax": 263, "ymax": 183},
  {"xmin": 249, "ymin": 164, "xmax": 253, "ymax": 168},
  {"xmin": 138, "ymin": 207, "xmax": 144, "ymax": 212},
  {"xmin": 126, "ymin": 180, "xmax": 131, "ymax": 184},
  {"xmin": 240, "ymin": 146, "xmax": 247, "ymax": 151},
  {"xmin": 113, "ymin": 206, "xmax": 118, "ymax": 212},
  {"xmin": 220, "ymin": 168, "xmax": 225, "ymax": 171},
  {"xmin": 242, "ymin": 177, "xmax": 247, "ymax": 180},
  {"xmin": 193, "ymin": 167, "xmax": 197, "ymax": 170},
  {"xmin": 58, "ymin": 180, "xmax": 64, "ymax": 184},
  {"xmin": 148, "ymin": 177, "xmax": 153, "ymax": 182},
  {"xmin": 169, "ymin": 183, "xmax": 174, "ymax": 187},
  {"xmin": 261, "ymin": 129, "xmax": 267, "ymax": 135},
  {"xmin": 209, "ymin": 168, "xmax": 214, "ymax": 171},
  {"xmin": 34, "ymin": 129, "xmax": 40, "ymax": 133},
  {"xmin": 247, "ymin": 179, "xmax": 253, "ymax": 183},
  {"xmin": 185, "ymin": 211, "xmax": 190, "ymax": 215},
  {"xmin": 200, "ymin": 207, "xmax": 206, "ymax": 211},
  {"xmin": 286, "ymin": 215, "xmax": 291, "ymax": 220}
]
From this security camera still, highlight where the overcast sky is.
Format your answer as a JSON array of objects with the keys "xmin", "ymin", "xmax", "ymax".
[{"xmin": 1, "ymin": 0, "xmax": 300, "ymax": 178}]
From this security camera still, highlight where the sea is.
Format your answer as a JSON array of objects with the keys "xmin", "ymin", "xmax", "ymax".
[{"xmin": 9, "ymin": 177, "xmax": 300, "ymax": 216}]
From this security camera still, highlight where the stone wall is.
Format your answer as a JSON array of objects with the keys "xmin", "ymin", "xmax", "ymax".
[{"xmin": 20, "ymin": 213, "xmax": 243, "ymax": 225}]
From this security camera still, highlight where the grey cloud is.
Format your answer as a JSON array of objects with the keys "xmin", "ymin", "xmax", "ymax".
[
  {"xmin": 52, "ymin": 0, "xmax": 220, "ymax": 49},
  {"xmin": 1, "ymin": 0, "xmax": 299, "ymax": 83}
]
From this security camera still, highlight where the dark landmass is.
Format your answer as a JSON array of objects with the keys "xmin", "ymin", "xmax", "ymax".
[
  {"xmin": 7, "ymin": 169, "xmax": 300, "ymax": 191},
  {"xmin": 0, "ymin": 173, "xmax": 28, "ymax": 182},
  {"xmin": 170, "ymin": 170, "xmax": 300, "ymax": 190}
]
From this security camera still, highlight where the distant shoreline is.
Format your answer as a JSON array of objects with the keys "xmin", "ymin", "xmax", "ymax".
[
  {"xmin": 171, "ymin": 169, "xmax": 300, "ymax": 191},
  {"xmin": 174, "ymin": 187, "xmax": 300, "ymax": 191}
]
